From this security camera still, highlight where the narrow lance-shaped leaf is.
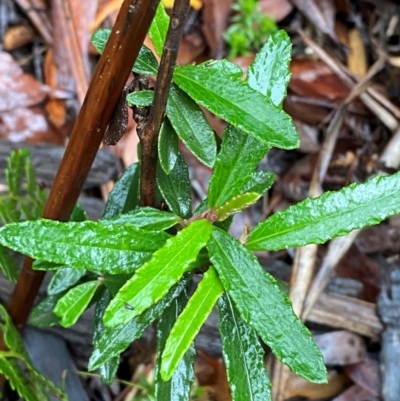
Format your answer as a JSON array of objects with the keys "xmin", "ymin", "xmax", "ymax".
[
  {"xmin": 173, "ymin": 64, "xmax": 299, "ymax": 149},
  {"xmin": 155, "ymin": 281, "xmax": 195, "ymax": 401},
  {"xmin": 89, "ymin": 277, "xmax": 190, "ymax": 369},
  {"xmin": 215, "ymin": 192, "xmax": 261, "ymax": 221},
  {"xmin": 157, "ymin": 152, "xmax": 192, "ymax": 218},
  {"xmin": 0, "ymin": 244, "xmax": 18, "ymax": 282},
  {"xmin": 218, "ymin": 293, "xmax": 272, "ymax": 401},
  {"xmin": 247, "ymin": 172, "xmax": 400, "ymax": 251},
  {"xmin": 104, "ymin": 219, "xmax": 212, "ymax": 327},
  {"xmin": 247, "ymin": 30, "xmax": 292, "ymax": 108},
  {"xmin": 28, "ymin": 294, "xmax": 63, "ymax": 328},
  {"xmin": 207, "ymin": 227, "xmax": 327, "ymax": 383},
  {"xmin": 54, "ymin": 280, "xmax": 100, "ymax": 327},
  {"xmin": 0, "ymin": 219, "xmax": 170, "ymax": 274},
  {"xmin": 149, "ymin": 2, "xmax": 169, "ymax": 57},
  {"xmin": 161, "ymin": 266, "xmax": 223, "ymax": 380},
  {"xmin": 243, "ymin": 171, "xmax": 275, "ymax": 195},
  {"xmin": 126, "ymin": 90, "xmax": 154, "ymax": 107},
  {"xmin": 166, "ymin": 84, "xmax": 217, "ymax": 168},
  {"xmin": 158, "ymin": 119, "xmax": 179, "ymax": 174},
  {"xmin": 47, "ymin": 267, "xmax": 86, "ymax": 295}
]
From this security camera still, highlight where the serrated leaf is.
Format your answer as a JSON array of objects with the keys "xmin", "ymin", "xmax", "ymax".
[
  {"xmin": 5, "ymin": 149, "xmax": 28, "ymax": 195},
  {"xmin": 91, "ymin": 29, "xmax": 158, "ymax": 76},
  {"xmin": 0, "ymin": 305, "xmax": 29, "ymax": 356},
  {"xmin": 28, "ymin": 294, "xmax": 63, "ymax": 327},
  {"xmin": 47, "ymin": 267, "xmax": 86, "ymax": 295},
  {"xmin": 0, "ymin": 219, "xmax": 170, "ymax": 274},
  {"xmin": 159, "ymin": 119, "xmax": 179, "ymax": 174},
  {"xmin": 173, "ymin": 64, "xmax": 299, "ymax": 149},
  {"xmin": 157, "ymin": 152, "xmax": 192, "ymax": 218},
  {"xmin": 247, "ymin": 30, "xmax": 291, "ymax": 107},
  {"xmin": 0, "ymin": 244, "xmax": 18, "ymax": 282},
  {"xmin": 103, "ymin": 219, "xmax": 212, "ymax": 327},
  {"xmin": 105, "ymin": 207, "xmax": 180, "ymax": 231},
  {"xmin": 166, "ymin": 84, "xmax": 216, "ymax": 167},
  {"xmin": 247, "ymin": 172, "xmax": 400, "ymax": 251},
  {"xmin": 54, "ymin": 280, "xmax": 100, "ymax": 327},
  {"xmin": 243, "ymin": 171, "xmax": 275, "ymax": 195},
  {"xmin": 207, "ymin": 227, "xmax": 327, "ymax": 383},
  {"xmin": 161, "ymin": 266, "xmax": 223, "ymax": 380},
  {"xmin": 215, "ymin": 192, "xmax": 261, "ymax": 221},
  {"xmin": 155, "ymin": 283, "xmax": 195, "ymax": 400},
  {"xmin": 89, "ymin": 278, "xmax": 190, "ymax": 369},
  {"xmin": 208, "ymin": 126, "xmax": 270, "ymax": 208},
  {"xmin": 149, "ymin": 2, "xmax": 169, "ymax": 56},
  {"xmin": 218, "ymin": 293, "xmax": 271, "ymax": 401},
  {"xmin": 126, "ymin": 90, "xmax": 154, "ymax": 107},
  {"xmin": 102, "ymin": 162, "xmax": 140, "ymax": 219}
]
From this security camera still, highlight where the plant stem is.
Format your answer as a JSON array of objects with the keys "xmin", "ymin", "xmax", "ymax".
[{"xmin": 139, "ymin": 0, "xmax": 191, "ymax": 207}]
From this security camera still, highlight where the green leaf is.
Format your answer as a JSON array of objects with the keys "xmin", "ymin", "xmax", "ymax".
[
  {"xmin": 218, "ymin": 293, "xmax": 271, "ymax": 401},
  {"xmin": 89, "ymin": 277, "xmax": 190, "ymax": 369},
  {"xmin": 0, "ymin": 244, "xmax": 18, "ymax": 282},
  {"xmin": 0, "ymin": 219, "xmax": 170, "ymax": 274},
  {"xmin": 173, "ymin": 64, "xmax": 299, "ymax": 149},
  {"xmin": 247, "ymin": 30, "xmax": 291, "ymax": 107},
  {"xmin": 208, "ymin": 126, "xmax": 270, "ymax": 208},
  {"xmin": 127, "ymin": 90, "xmax": 154, "ymax": 107},
  {"xmin": 166, "ymin": 84, "xmax": 216, "ymax": 168},
  {"xmin": 149, "ymin": 2, "xmax": 169, "ymax": 57},
  {"xmin": 5, "ymin": 149, "xmax": 28, "ymax": 195},
  {"xmin": 91, "ymin": 29, "xmax": 158, "ymax": 76},
  {"xmin": 247, "ymin": 172, "xmax": 400, "ymax": 251},
  {"xmin": 215, "ymin": 192, "xmax": 261, "ymax": 221},
  {"xmin": 202, "ymin": 59, "xmax": 243, "ymax": 78},
  {"xmin": 47, "ymin": 267, "xmax": 86, "ymax": 295},
  {"xmin": 207, "ymin": 227, "xmax": 327, "ymax": 383},
  {"xmin": 105, "ymin": 207, "xmax": 180, "ymax": 231},
  {"xmin": 102, "ymin": 162, "xmax": 140, "ymax": 219},
  {"xmin": 159, "ymin": 119, "xmax": 179, "ymax": 174},
  {"xmin": 155, "ymin": 283, "xmax": 195, "ymax": 400},
  {"xmin": 28, "ymin": 294, "xmax": 63, "ymax": 327},
  {"xmin": 103, "ymin": 219, "xmax": 212, "ymax": 327},
  {"xmin": 157, "ymin": 152, "xmax": 192, "ymax": 218},
  {"xmin": 54, "ymin": 280, "xmax": 100, "ymax": 327},
  {"xmin": 99, "ymin": 358, "xmax": 119, "ymax": 385},
  {"xmin": 0, "ymin": 305, "xmax": 29, "ymax": 356},
  {"xmin": 243, "ymin": 171, "xmax": 275, "ymax": 195},
  {"xmin": 161, "ymin": 266, "xmax": 223, "ymax": 380}
]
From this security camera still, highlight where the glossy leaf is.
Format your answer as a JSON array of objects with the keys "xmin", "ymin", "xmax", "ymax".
[
  {"xmin": 243, "ymin": 171, "xmax": 275, "ymax": 195},
  {"xmin": 247, "ymin": 30, "xmax": 291, "ymax": 108},
  {"xmin": 54, "ymin": 280, "xmax": 100, "ymax": 327},
  {"xmin": 149, "ymin": 2, "xmax": 169, "ymax": 56},
  {"xmin": 207, "ymin": 227, "xmax": 327, "ymax": 383},
  {"xmin": 215, "ymin": 192, "xmax": 261, "ymax": 221},
  {"xmin": 155, "ymin": 283, "xmax": 195, "ymax": 400},
  {"xmin": 157, "ymin": 152, "xmax": 192, "ymax": 218},
  {"xmin": 247, "ymin": 172, "xmax": 400, "ymax": 251},
  {"xmin": 161, "ymin": 267, "xmax": 223, "ymax": 380},
  {"xmin": 218, "ymin": 293, "xmax": 271, "ymax": 401},
  {"xmin": 208, "ymin": 126, "xmax": 270, "ymax": 208},
  {"xmin": 99, "ymin": 358, "xmax": 119, "ymax": 385},
  {"xmin": 89, "ymin": 277, "xmax": 190, "ymax": 369},
  {"xmin": 106, "ymin": 207, "xmax": 181, "ymax": 230},
  {"xmin": 126, "ymin": 90, "xmax": 154, "ymax": 107},
  {"xmin": 102, "ymin": 162, "xmax": 140, "ymax": 219},
  {"xmin": 173, "ymin": 64, "xmax": 299, "ymax": 149},
  {"xmin": 91, "ymin": 29, "xmax": 158, "ymax": 76},
  {"xmin": 202, "ymin": 59, "xmax": 243, "ymax": 78},
  {"xmin": 0, "ymin": 244, "xmax": 18, "ymax": 282},
  {"xmin": 103, "ymin": 219, "xmax": 212, "ymax": 327},
  {"xmin": 0, "ymin": 219, "xmax": 170, "ymax": 274},
  {"xmin": 28, "ymin": 294, "xmax": 63, "ymax": 327},
  {"xmin": 159, "ymin": 119, "xmax": 179, "ymax": 174},
  {"xmin": 166, "ymin": 84, "xmax": 216, "ymax": 167},
  {"xmin": 47, "ymin": 267, "xmax": 86, "ymax": 295}
]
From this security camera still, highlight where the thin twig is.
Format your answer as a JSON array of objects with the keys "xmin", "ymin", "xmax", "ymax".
[{"xmin": 139, "ymin": 0, "xmax": 191, "ymax": 207}]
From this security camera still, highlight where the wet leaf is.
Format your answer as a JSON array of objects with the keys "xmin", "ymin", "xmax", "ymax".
[
  {"xmin": 167, "ymin": 84, "xmax": 216, "ymax": 167},
  {"xmin": 47, "ymin": 267, "xmax": 86, "ymax": 295},
  {"xmin": 173, "ymin": 64, "xmax": 299, "ymax": 149},
  {"xmin": 218, "ymin": 293, "xmax": 272, "ymax": 401},
  {"xmin": 0, "ymin": 245, "xmax": 18, "ymax": 282},
  {"xmin": 0, "ymin": 219, "xmax": 170, "ymax": 274},
  {"xmin": 214, "ymin": 192, "xmax": 261, "ymax": 221},
  {"xmin": 208, "ymin": 125, "xmax": 270, "ymax": 208},
  {"xmin": 103, "ymin": 219, "xmax": 212, "ymax": 327},
  {"xmin": 158, "ymin": 119, "xmax": 179, "ymax": 174},
  {"xmin": 161, "ymin": 267, "xmax": 223, "ymax": 380},
  {"xmin": 54, "ymin": 280, "xmax": 100, "ymax": 327},
  {"xmin": 207, "ymin": 227, "xmax": 327, "ymax": 383},
  {"xmin": 247, "ymin": 30, "xmax": 291, "ymax": 108},
  {"xmin": 247, "ymin": 173, "xmax": 400, "ymax": 251},
  {"xmin": 243, "ymin": 171, "xmax": 275, "ymax": 195},
  {"xmin": 126, "ymin": 90, "xmax": 154, "ymax": 107},
  {"xmin": 157, "ymin": 152, "xmax": 192, "ymax": 218},
  {"xmin": 149, "ymin": 2, "xmax": 170, "ymax": 56}
]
